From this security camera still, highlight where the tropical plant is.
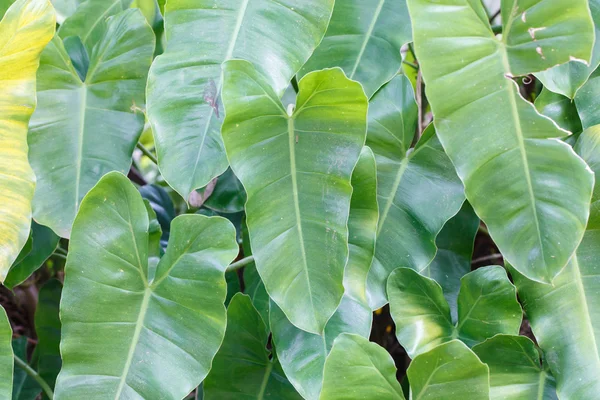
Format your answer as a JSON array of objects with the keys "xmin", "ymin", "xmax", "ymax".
[{"xmin": 1, "ymin": 0, "xmax": 599, "ymax": 399}]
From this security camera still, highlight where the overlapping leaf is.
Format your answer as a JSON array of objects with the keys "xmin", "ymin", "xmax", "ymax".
[
  {"xmin": 0, "ymin": 306, "xmax": 12, "ymax": 399},
  {"xmin": 0, "ymin": 0, "xmax": 55, "ymax": 282},
  {"xmin": 35, "ymin": 280, "xmax": 62, "ymax": 397},
  {"xmin": 146, "ymin": 0, "xmax": 334, "ymax": 200},
  {"xmin": 534, "ymin": 88, "xmax": 582, "ymax": 136},
  {"xmin": 575, "ymin": 66, "xmax": 600, "ymax": 129},
  {"xmin": 408, "ymin": 0, "xmax": 595, "ymax": 283},
  {"xmin": 55, "ymin": 172, "xmax": 238, "ymax": 399},
  {"xmin": 29, "ymin": 9, "xmax": 155, "ymax": 238},
  {"xmin": 299, "ymin": 0, "xmax": 411, "ymax": 98}
]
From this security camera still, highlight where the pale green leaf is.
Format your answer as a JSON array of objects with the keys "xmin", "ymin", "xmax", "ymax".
[{"xmin": 0, "ymin": 306, "xmax": 13, "ymax": 399}]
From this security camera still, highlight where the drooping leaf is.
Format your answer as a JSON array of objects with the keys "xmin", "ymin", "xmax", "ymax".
[
  {"xmin": 536, "ymin": 0, "xmax": 600, "ymax": 99},
  {"xmin": 55, "ymin": 172, "xmax": 239, "ymax": 399},
  {"xmin": 204, "ymin": 168, "xmax": 247, "ymax": 214},
  {"xmin": 12, "ymin": 337, "xmax": 41, "ymax": 400},
  {"xmin": 29, "ymin": 9, "xmax": 155, "ymax": 238},
  {"xmin": 473, "ymin": 335, "xmax": 558, "ymax": 400},
  {"xmin": 4, "ymin": 222, "xmax": 60, "ymax": 290},
  {"xmin": 221, "ymin": 61, "xmax": 368, "ymax": 333},
  {"xmin": 366, "ymin": 75, "xmax": 465, "ymax": 308},
  {"xmin": 388, "ymin": 266, "xmax": 521, "ymax": 357},
  {"xmin": 35, "ymin": 280, "xmax": 62, "ymax": 397},
  {"xmin": 575, "ymin": 66, "xmax": 600, "ymax": 129},
  {"xmin": 319, "ymin": 334, "xmax": 405, "ymax": 400},
  {"xmin": 146, "ymin": 0, "xmax": 334, "ymax": 201},
  {"xmin": 510, "ymin": 125, "xmax": 600, "ymax": 398},
  {"xmin": 299, "ymin": 0, "xmax": 411, "ymax": 98},
  {"xmin": 408, "ymin": 0, "xmax": 595, "ymax": 283},
  {"xmin": 204, "ymin": 294, "xmax": 301, "ymax": 399},
  {"xmin": 0, "ymin": 306, "xmax": 13, "ymax": 399},
  {"xmin": 534, "ymin": 87, "xmax": 582, "ymax": 136},
  {"xmin": 407, "ymin": 340, "xmax": 490, "ymax": 400},
  {"xmin": 0, "ymin": 0, "xmax": 55, "ymax": 282},
  {"xmin": 421, "ymin": 202, "xmax": 479, "ymax": 322}
]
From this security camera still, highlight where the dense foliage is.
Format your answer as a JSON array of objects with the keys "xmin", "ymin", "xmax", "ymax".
[{"xmin": 1, "ymin": 0, "xmax": 599, "ymax": 399}]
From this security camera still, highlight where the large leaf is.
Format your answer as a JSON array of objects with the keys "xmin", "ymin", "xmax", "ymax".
[
  {"xmin": 473, "ymin": 335, "xmax": 557, "ymax": 400},
  {"xmin": 29, "ymin": 9, "xmax": 155, "ymax": 238},
  {"xmin": 319, "ymin": 334, "xmax": 405, "ymax": 400},
  {"xmin": 534, "ymin": 88, "xmax": 582, "ymax": 136},
  {"xmin": 407, "ymin": 340, "xmax": 490, "ymax": 400},
  {"xmin": 0, "ymin": 306, "xmax": 13, "ymax": 399},
  {"xmin": 299, "ymin": 0, "xmax": 411, "ymax": 98},
  {"xmin": 388, "ymin": 266, "xmax": 521, "ymax": 357},
  {"xmin": 511, "ymin": 125, "xmax": 600, "ymax": 398},
  {"xmin": 50, "ymin": 0, "xmax": 81, "ymax": 23},
  {"xmin": 204, "ymin": 294, "xmax": 301, "ymax": 399},
  {"xmin": 35, "ymin": 280, "xmax": 62, "ymax": 397},
  {"xmin": 269, "ymin": 147, "xmax": 378, "ymax": 400},
  {"xmin": 366, "ymin": 75, "xmax": 465, "ymax": 308},
  {"xmin": 408, "ymin": 0, "xmax": 595, "ymax": 283},
  {"xmin": 0, "ymin": 0, "xmax": 55, "ymax": 282},
  {"xmin": 0, "ymin": 0, "xmax": 14, "ymax": 16},
  {"xmin": 536, "ymin": 0, "xmax": 600, "ymax": 99},
  {"xmin": 575, "ymin": 66, "xmax": 600, "ymax": 129},
  {"xmin": 221, "ymin": 61, "xmax": 367, "ymax": 333},
  {"xmin": 146, "ymin": 0, "xmax": 334, "ymax": 200},
  {"xmin": 55, "ymin": 172, "xmax": 239, "ymax": 399}
]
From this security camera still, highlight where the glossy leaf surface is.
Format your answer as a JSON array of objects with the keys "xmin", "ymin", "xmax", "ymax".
[
  {"xmin": 408, "ymin": 0, "xmax": 595, "ymax": 283},
  {"xmin": 473, "ymin": 335, "xmax": 557, "ymax": 400},
  {"xmin": 0, "ymin": 306, "xmax": 12, "ymax": 399},
  {"xmin": 146, "ymin": 0, "xmax": 334, "ymax": 200},
  {"xmin": 575, "ymin": 66, "xmax": 600, "ymax": 129},
  {"xmin": 55, "ymin": 172, "xmax": 238, "ymax": 399},
  {"xmin": 534, "ymin": 88, "xmax": 582, "ymax": 136},
  {"xmin": 319, "ymin": 334, "xmax": 405, "ymax": 400},
  {"xmin": 366, "ymin": 75, "xmax": 465, "ymax": 308},
  {"xmin": 511, "ymin": 125, "xmax": 600, "ymax": 398},
  {"xmin": 222, "ymin": 61, "xmax": 367, "ymax": 333},
  {"xmin": 0, "ymin": 0, "xmax": 55, "ymax": 282},
  {"xmin": 299, "ymin": 0, "xmax": 411, "ymax": 98},
  {"xmin": 204, "ymin": 294, "xmax": 301, "ymax": 399},
  {"xmin": 29, "ymin": 9, "xmax": 155, "ymax": 238}
]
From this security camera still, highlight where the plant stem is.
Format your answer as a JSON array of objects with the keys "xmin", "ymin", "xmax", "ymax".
[
  {"xmin": 136, "ymin": 142, "xmax": 158, "ymax": 165},
  {"xmin": 13, "ymin": 355, "xmax": 54, "ymax": 399},
  {"xmin": 55, "ymin": 247, "xmax": 68, "ymax": 256},
  {"xmin": 52, "ymin": 253, "xmax": 67, "ymax": 261},
  {"xmin": 402, "ymin": 60, "xmax": 419, "ymax": 70},
  {"xmin": 226, "ymin": 256, "xmax": 255, "ymax": 273},
  {"xmin": 471, "ymin": 253, "xmax": 503, "ymax": 265}
]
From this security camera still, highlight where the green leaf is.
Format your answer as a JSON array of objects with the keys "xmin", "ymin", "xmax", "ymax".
[
  {"xmin": 4, "ymin": 222, "xmax": 60, "ymax": 289},
  {"xmin": 204, "ymin": 294, "xmax": 301, "ymax": 399},
  {"xmin": 408, "ymin": 0, "xmax": 595, "ymax": 283},
  {"xmin": 575, "ymin": 66, "xmax": 600, "ymax": 129},
  {"xmin": 221, "ymin": 61, "xmax": 368, "ymax": 333},
  {"xmin": 50, "ymin": 0, "xmax": 81, "ymax": 23},
  {"xmin": 421, "ymin": 202, "xmax": 479, "ymax": 323},
  {"xmin": 0, "ymin": 0, "xmax": 55, "ymax": 282},
  {"xmin": 0, "ymin": 306, "xmax": 13, "ymax": 399},
  {"xmin": 536, "ymin": 0, "xmax": 600, "ymax": 99},
  {"xmin": 366, "ymin": 75, "xmax": 465, "ymax": 308},
  {"xmin": 299, "ymin": 0, "xmax": 411, "ymax": 98},
  {"xmin": 204, "ymin": 168, "xmax": 247, "ymax": 214},
  {"xmin": 0, "ymin": 0, "xmax": 14, "ymax": 17},
  {"xmin": 319, "ymin": 334, "xmax": 405, "ymax": 400},
  {"xmin": 139, "ymin": 184, "xmax": 175, "ymax": 249},
  {"xmin": 146, "ymin": 0, "xmax": 334, "ymax": 200},
  {"xmin": 35, "ymin": 280, "xmax": 62, "ymax": 397},
  {"xmin": 473, "ymin": 335, "xmax": 557, "ymax": 400},
  {"xmin": 12, "ymin": 337, "xmax": 41, "ymax": 400},
  {"xmin": 388, "ymin": 266, "xmax": 521, "ymax": 357},
  {"xmin": 510, "ymin": 125, "xmax": 600, "ymax": 398},
  {"xmin": 55, "ymin": 172, "xmax": 239, "ymax": 399},
  {"xmin": 534, "ymin": 87, "xmax": 582, "ymax": 135},
  {"xmin": 408, "ymin": 340, "xmax": 490, "ymax": 400},
  {"xmin": 29, "ymin": 9, "xmax": 155, "ymax": 238}
]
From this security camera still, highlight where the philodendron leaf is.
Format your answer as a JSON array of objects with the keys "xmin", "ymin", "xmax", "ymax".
[
  {"xmin": 408, "ymin": 340, "xmax": 490, "ymax": 400},
  {"xmin": 366, "ymin": 75, "xmax": 465, "ymax": 308},
  {"xmin": 408, "ymin": 0, "xmax": 595, "ymax": 283},
  {"xmin": 536, "ymin": 0, "xmax": 600, "ymax": 99},
  {"xmin": 221, "ymin": 61, "xmax": 367, "ymax": 334},
  {"xmin": 0, "ymin": 0, "xmax": 55, "ymax": 282},
  {"xmin": 319, "ymin": 334, "xmax": 405, "ymax": 400},
  {"xmin": 421, "ymin": 202, "xmax": 479, "ymax": 323},
  {"xmin": 35, "ymin": 280, "xmax": 62, "ymax": 397},
  {"xmin": 0, "ymin": 306, "xmax": 13, "ymax": 398},
  {"xmin": 146, "ymin": 0, "xmax": 334, "ymax": 201},
  {"xmin": 473, "ymin": 335, "xmax": 558, "ymax": 400},
  {"xmin": 299, "ymin": 0, "xmax": 411, "ymax": 98},
  {"xmin": 388, "ymin": 266, "xmax": 522, "ymax": 357},
  {"xmin": 29, "ymin": 9, "xmax": 154, "ymax": 239},
  {"xmin": 269, "ymin": 147, "xmax": 378, "ymax": 400},
  {"xmin": 534, "ymin": 88, "xmax": 582, "ymax": 136},
  {"xmin": 50, "ymin": 0, "xmax": 81, "ymax": 23},
  {"xmin": 575, "ymin": 66, "xmax": 600, "ymax": 129},
  {"xmin": 139, "ymin": 184, "xmax": 176, "ymax": 249},
  {"xmin": 204, "ymin": 294, "xmax": 301, "ymax": 399},
  {"xmin": 55, "ymin": 172, "xmax": 238, "ymax": 399},
  {"xmin": 12, "ymin": 337, "xmax": 41, "ymax": 400},
  {"xmin": 204, "ymin": 168, "xmax": 247, "ymax": 214},
  {"xmin": 511, "ymin": 125, "xmax": 600, "ymax": 398}
]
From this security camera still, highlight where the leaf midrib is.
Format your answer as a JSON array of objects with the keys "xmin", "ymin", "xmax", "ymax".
[{"xmin": 350, "ymin": 0, "xmax": 386, "ymax": 79}]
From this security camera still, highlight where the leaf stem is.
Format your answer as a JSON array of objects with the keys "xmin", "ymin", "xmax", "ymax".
[
  {"xmin": 226, "ymin": 255, "xmax": 255, "ymax": 273},
  {"xmin": 136, "ymin": 143, "xmax": 158, "ymax": 165},
  {"xmin": 13, "ymin": 355, "xmax": 54, "ymax": 399}
]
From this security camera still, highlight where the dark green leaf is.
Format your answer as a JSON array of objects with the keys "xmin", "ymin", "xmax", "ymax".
[{"xmin": 35, "ymin": 280, "xmax": 62, "ymax": 397}]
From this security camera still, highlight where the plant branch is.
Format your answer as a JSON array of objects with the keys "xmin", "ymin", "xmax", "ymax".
[
  {"xmin": 13, "ymin": 355, "xmax": 54, "ymax": 399},
  {"xmin": 471, "ymin": 253, "xmax": 503, "ymax": 265},
  {"xmin": 226, "ymin": 256, "xmax": 255, "ymax": 273},
  {"xmin": 489, "ymin": 8, "xmax": 501, "ymax": 22},
  {"xmin": 136, "ymin": 142, "xmax": 158, "ymax": 165}
]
